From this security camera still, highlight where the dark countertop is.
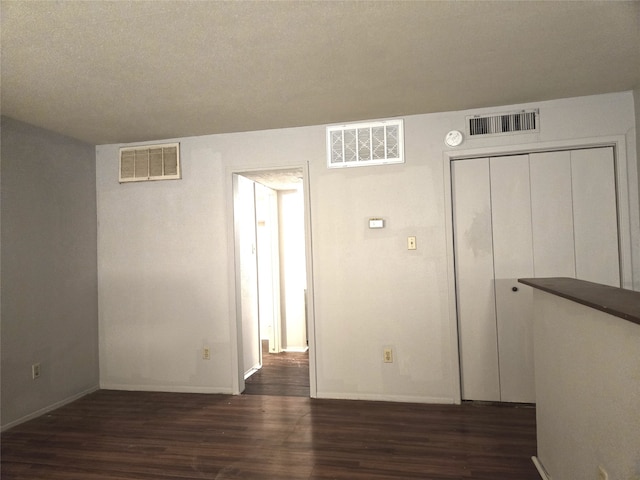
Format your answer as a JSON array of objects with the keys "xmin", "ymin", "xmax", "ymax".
[{"xmin": 518, "ymin": 277, "xmax": 640, "ymax": 326}]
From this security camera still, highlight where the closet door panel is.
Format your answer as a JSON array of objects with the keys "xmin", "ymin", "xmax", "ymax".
[
  {"xmin": 490, "ymin": 155, "xmax": 535, "ymax": 403},
  {"xmin": 571, "ymin": 147, "xmax": 620, "ymax": 287},
  {"xmin": 452, "ymin": 159, "xmax": 500, "ymax": 401},
  {"xmin": 452, "ymin": 147, "xmax": 620, "ymax": 404},
  {"xmin": 490, "ymin": 155, "xmax": 535, "ymax": 279},
  {"xmin": 529, "ymin": 151, "xmax": 576, "ymax": 278}
]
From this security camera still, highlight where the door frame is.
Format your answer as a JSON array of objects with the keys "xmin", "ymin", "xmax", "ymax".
[
  {"xmin": 227, "ymin": 163, "xmax": 317, "ymax": 397},
  {"xmin": 443, "ymin": 135, "xmax": 635, "ymax": 404}
]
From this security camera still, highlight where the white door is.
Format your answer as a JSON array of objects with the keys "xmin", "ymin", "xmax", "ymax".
[
  {"xmin": 569, "ymin": 148, "xmax": 620, "ymax": 287},
  {"xmin": 453, "ymin": 147, "xmax": 619, "ymax": 402},
  {"xmin": 255, "ymin": 183, "xmax": 282, "ymax": 354},
  {"xmin": 452, "ymin": 157, "xmax": 500, "ymax": 401},
  {"xmin": 279, "ymin": 189, "xmax": 308, "ymax": 351},
  {"xmin": 489, "ymin": 155, "xmax": 535, "ymax": 403},
  {"xmin": 234, "ymin": 174, "xmax": 261, "ymax": 379}
]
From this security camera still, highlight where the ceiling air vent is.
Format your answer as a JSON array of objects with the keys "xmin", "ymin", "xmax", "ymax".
[
  {"xmin": 467, "ymin": 109, "xmax": 539, "ymax": 137},
  {"xmin": 119, "ymin": 143, "xmax": 181, "ymax": 183},
  {"xmin": 327, "ymin": 119, "xmax": 404, "ymax": 168}
]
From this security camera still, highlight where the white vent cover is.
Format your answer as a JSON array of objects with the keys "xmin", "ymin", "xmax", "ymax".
[
  {"xmin": 467, "ymin": 109, "xmax": 539, "ymax": 137},
  {"xmin": 327, "ymin": 119, "xmax": 404, "ymax": 168},
  {"xmin": 119, "ymin": 143, "xmax": 181, "ymax": 183}
]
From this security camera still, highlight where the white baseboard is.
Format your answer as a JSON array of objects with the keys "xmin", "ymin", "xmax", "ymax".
[
  {"xmin": 244, "ymin": 364, "xmax": 261, "ymax": 380},
  {"xmin": 315, "ymin": 391, "xmax": 456, "ymax": 404},
  {"xmin": 532, "ymin": 456, "xmax": 551, "ymax": 480},
  {"xmin": 282, "ymin": 346, "xmax": 309, "ymax": 353},
  {"xmin": 99, "ymin": 383, "xmax": 234, "ymax": 395},
  {"xmin": 1, "ymin": 385, "xmax": 100, "ymax": 432}
]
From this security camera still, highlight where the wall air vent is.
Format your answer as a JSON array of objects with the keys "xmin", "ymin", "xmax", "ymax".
[
  {"xmin": 327, "ymin": 119, "xmax": 404, "ymax": 168},
  {"xmin": 119, "ymin": 143, "xmax": 181, "ymax": 183},
  {"xmin": 467, "ymin": 109, "xmax": 539, "ymax": 137}
]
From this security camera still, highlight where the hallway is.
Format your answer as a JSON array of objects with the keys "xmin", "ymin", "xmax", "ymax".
[{"xmin": 244, "ymin": 341, "xmax": 309, "ymax": 397}]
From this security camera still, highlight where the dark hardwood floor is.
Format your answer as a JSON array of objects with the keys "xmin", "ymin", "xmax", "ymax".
[
  {"xmin": 244, "ymin": 344, "xmax": 310, "ymax": 397},
  {"xmin": 1, "ymin": 389, "xmax": 538, "ymax": 479}
]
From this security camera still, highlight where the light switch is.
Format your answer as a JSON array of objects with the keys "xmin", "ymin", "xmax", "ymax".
[{"xmin": 407, "ymin": 236, "xmax": 417, "ymax": 250}]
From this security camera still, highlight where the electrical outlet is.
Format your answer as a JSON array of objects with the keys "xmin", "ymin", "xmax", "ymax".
[
  {"xmin": 598, "ymin": 465, "xmax": 608, "ymax": 480},
  {"xmin": 202, "ymin": 347, "xmax": 211, "ymax": 360},
  {"xmin": 383, "ymin": 348, "xmax": 393, "ymax": 363},
  {"xmin": 32, "ymin": 363, "xmax": 41, "ymax": 379}
]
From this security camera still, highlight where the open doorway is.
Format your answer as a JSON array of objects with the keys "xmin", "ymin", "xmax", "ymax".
[{"xmin": 233, "ymin": 167, "xmax": 311, "ymax": 397}]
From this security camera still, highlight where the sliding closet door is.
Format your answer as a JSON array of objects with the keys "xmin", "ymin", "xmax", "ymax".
[
  {"xmin": 529, "ymin": 147, "xmax": 619, "ymax": 285},
  {"xmin": 571, "ymin": 147, "xmax": 620, "ymax": 287},
  {"xmin": 489, "ymin": 155, "xmax": 535, "ymax": 403},
  {"xmin": 452, "ymin": 158, "xmax": 500, "ymax": 401},
  {"xmin": 453, "ymin": 147, "xmax": 620, "ymax": 403},
  {"xmin": 529, "ymin": 151, "xmax": 577, "ymax": 277}
]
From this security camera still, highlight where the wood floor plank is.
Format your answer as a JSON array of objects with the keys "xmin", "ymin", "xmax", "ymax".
[{"xmin": 1, "ymin": 390, "xmax": 538, "ymax": 479}]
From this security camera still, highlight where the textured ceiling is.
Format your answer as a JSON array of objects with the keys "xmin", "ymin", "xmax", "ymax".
[
  {"xmin": 1, "ymin": 1, "xmax": 639, "ymax": 145},
  {"xmin": 238, "ymin": 168, "xmax": 303, "ymax": 191}
]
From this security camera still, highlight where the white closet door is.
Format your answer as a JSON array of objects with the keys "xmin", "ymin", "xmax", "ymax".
[
  {"xmin": 529, "ymin": 151, "xmax": 577, "ymax": 278},
  {"xmin": 452, "ymin": 159, "xmax": 500, "ymax": 401},
  {"xmin": 454, "ymin": 147, "xmax": 620, "ymax": 403},
  {"xmin": 489, "ymin": 155, "xmax": 535, "ymax": 403},
  {"xmin": 571, "ymin": 147, "xmax": 620, "ymax": 287}
]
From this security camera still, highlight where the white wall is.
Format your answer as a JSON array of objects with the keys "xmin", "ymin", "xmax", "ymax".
[
  {"xmin": 532, "ymin": 290, "xmax": 640, "ymax": 480},
  {"xmin": 2, "ymin": 117, "xmax": 99, "ymax": 429},
  {"xmin": 97, "ymin": 144, "xmax": 232, "ymax": 392},
  {"xmin": 96, "ymin": 92, "xmax": 639, "ymax": 401}
]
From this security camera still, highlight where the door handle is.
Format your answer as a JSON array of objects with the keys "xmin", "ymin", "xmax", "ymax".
[{"xmin": 512, "ymin": 286, "xmax": 519, "ymax": 292}]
